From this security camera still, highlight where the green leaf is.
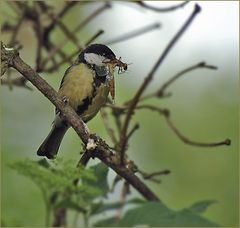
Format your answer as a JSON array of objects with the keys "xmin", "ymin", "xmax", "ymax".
[
  {"xmin": 94, "ymin": 217, "xmax": 119, "ymax": 227},
  {"xmin": 188, "ymin": 200, "xmax": 217, "ymax": 214},
  {"xmin": 55, "ymin": 199, "xmax": 87, "ymax": 214},
  {"xmin": 94, "ymin": 202, "xmax": 219, "ymax": 227},
  {"xmin": 172, "ymin": 208, "xmax": 218, "ymax": 227},
  {"xmin": 90, "ymin": 198, "xmax": 145, "ymax": 216},
  {"xmin": 84, "ymin": 162, "xmax": 109, "ymax": 197},
  {"xmin": 9, "ymin": 159, "xmax": 99, "ymax": 198},
  {"xmin": 118, "ymin": 202, "xmax": 171, "ymax": 227}
]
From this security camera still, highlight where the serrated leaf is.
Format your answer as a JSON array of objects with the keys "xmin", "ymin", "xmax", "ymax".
[
  {"xmin": 94, "ymin": 202, "xmax": 219, "ymax": 227},
  {"xmin": 188, "ymin": 200, "xmax": 217, "ymax": 214},
  {"xmin": 10, "ymin": 159, "xmax": 99, "ymax": 198}
]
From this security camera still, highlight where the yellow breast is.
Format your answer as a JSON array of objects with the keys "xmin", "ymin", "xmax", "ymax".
[{"xmin": 58, "ymin": 63, "xmax": 109, "ymax": 122}]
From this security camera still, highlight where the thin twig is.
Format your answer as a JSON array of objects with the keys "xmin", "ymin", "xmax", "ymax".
[
  {"xmin": 104, "ymin": 22, "xmax": 161, "ymax": 45},
  {"xmin": 139, "ymin": 62, "xmax": 218, "ymax": 102},
  {"xmin": 45, "ymin": 10, "xmax": 84, "ymax": 50},
  {"xmin": 111, "ymin": 175, "xmax": 122, "ymax": 192},
  {"xmin": 136, "ymin": 104, "xmax": 231, "ymax": 147},
  {"xmin": 34, "ymin": 6, "xmax": 44, "ymax": 72},
  {"xmin": 1, "ymin": 76, "xmax": 32, "ymax": 90},
  {"xmin": 119, "ymin": 4, "xmax": 202, "ymax": 164},
  {"xmin": 73, "ymin": 2, "xmax": 111, "ymax": 33},
  {"xmin": 137, "ymin": 1, "xmax": 190, "ymax": 12},
  {"xmin": 44, "ymin": 30, "xmax": 104, "ymax": 72},
  {"xmin": 157, "ymin": 61, "xmax": 218, "ymax": 97},
  {"xmin": 139, "ymin": 169, "xmax": 170, "ymax": 180},
  {"xmin": 41, "ymin": 29, "xmax": 104, "ymax": 71},
  {"xmin": 126, "ymin": 123, "xmax": 140, "ymax": 142},
  {"xmin": 85, "ymin": 30, "xmax": 104, "ymax": 46},
  {"xmin": 9, "ymin": 13, "xmax": 25, "ymax": 45},
  {"xmin": 39, "ymin": 2, "xmax": 110, "ymax": 70},
  {"xmin": 116, "ymin": 181, "xmax": 130, "ymax": 220},
  {"xmin": 165, "ymin": 117, "xmax": 231, "ymax": 147},
  {"xmin": 100, "ymin": 109, "xmax": 118, "ymax": 144},
  {"xmin": 42, "ymin": 1, "xmax": 78, "ymax": 41}
]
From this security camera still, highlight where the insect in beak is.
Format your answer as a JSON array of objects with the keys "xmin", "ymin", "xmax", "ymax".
[
  {"xmin": 102, "ymin": 57, "xmax": 128, "ymax": 74},
  {"xmin": 116, "ymin": 57, "xmax": 128, "ymax": 74},
  {"xmin": 102, "ymin": 57, "xmax": 128, "ymax": 104}
]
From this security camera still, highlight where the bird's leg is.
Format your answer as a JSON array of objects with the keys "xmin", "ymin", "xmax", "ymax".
[{"xmin": 62, "ymin": 95, "xmax": 69, "ymax": 105}]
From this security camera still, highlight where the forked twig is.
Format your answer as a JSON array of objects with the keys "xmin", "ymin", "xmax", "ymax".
[
  {"xmin": 136, "ymin": 105, "xmax": 231, "ymax": 147},
  {"xmin": 119, "ymin": 4, "xmax": 202, "ymax": 164}
]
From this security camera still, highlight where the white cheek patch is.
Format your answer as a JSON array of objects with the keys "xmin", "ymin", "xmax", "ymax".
[{"xmin": 84, "ymin": 53, "xmax": 110, "ymax": 66}]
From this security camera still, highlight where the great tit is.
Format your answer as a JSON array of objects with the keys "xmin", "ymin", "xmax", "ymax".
[{"xmin": 37, "ymin": 44, "xmax": 124, "ymax": 159}]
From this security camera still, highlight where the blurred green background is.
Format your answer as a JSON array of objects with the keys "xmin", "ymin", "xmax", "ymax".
[{"xmin": 1, "ymin": 1, "xmax": 239, "ymax": 227}]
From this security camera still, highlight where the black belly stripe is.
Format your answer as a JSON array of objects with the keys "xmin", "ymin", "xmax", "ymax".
[
  {"xmin": 76, "ymin": 74, "xmax": 106, "ymax": 116},
  {"xmin": 76, "ymin": 96, "xmax": 92, "ymax": 115}
]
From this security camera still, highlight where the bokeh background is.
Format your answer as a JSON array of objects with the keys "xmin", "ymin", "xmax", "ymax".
[{"xmin": 1, "ymin": 1, "xmax": 239, "ymax": 227}]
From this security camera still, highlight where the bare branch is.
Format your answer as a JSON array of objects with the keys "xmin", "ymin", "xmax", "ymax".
[
  {"xmin": 100, "ymin": 109, "xmax": 118, "ymax": 145},
  {"xmin": 136, "ymin": 105, "xmax": 231, "ymax": 147},
  {"xmin": 85, "ymin": 29, "xmax": 105, "ymax": 46},
  {"xmin": 73, "ymin": 2, "xmax": 111, "ymax": 33},
  {"xmin": 139, "ymin": 169, "xmax": 171, "ymax": 184},
  {"xmin": 1, "ymin": 76, "xmax": 32, "ymax": 91},
  {"xmin": 140, "ymin": 169, "xmax": 171, "ymax": 179},
  {"xmin": 119, "ymin": 4, "xmax": 202, "ymax": 164},
  {"xmin": 126, "ymin": 123, "xmax": 140, "ymax": 142},
  {"xmin": 1, "ymin": 42, "xmax": 160, "ymax": 203},
  {"xmin": 137, "ymin": 1, "xmax": 190, "ymax": 12},
  {"xmin": 44, "ymin": 10, "xmax": 84, "ymax": 50},
  {"xmin": 39, "ymin": 2, "xmax": 110, "ymax": 71},
  {"xmin": 165, "ymin": 117, "xmax": 231, "ymax": 147},
  {"xmin": 111, "ymin": 175, "xmax": 122, "ymax": 193},
  {"xmin": 105, "ymin": 22, "xmax": 161, "ymax": 45},
  {"xmin": 140, "ymin": 62, "xmax": 218, "ymax": 101},
  {"xmin": 42, "ymin": 1, "xmax": 78, "ymax": 41},
  {"xmin": 9, "ymin": 11, "xmax": 24, "ymax": 45},
  {"xmin": 42, "ymin": 29, "xmax": 104, "ymax": 72}
]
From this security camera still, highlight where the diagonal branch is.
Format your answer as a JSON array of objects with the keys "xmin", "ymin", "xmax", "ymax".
[
  {"xmin": 43, "ymin": 30, "xmax": 104, "ymax": 73},
  {"xmin": 1, "ymin": 42, "xmax": 160, "ymax": 203},
  {"xmin": 104, "ymin": 22, "xmax": 161, "ymax": 45}
]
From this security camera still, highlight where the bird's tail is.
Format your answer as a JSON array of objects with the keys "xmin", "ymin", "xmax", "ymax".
[{"xmin": 37, "ymin": 125, "xmax": 68, "ymax": 159}]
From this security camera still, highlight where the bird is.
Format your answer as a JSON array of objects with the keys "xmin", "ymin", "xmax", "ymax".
[{"xmin": 37, "ymin": 44, "xmax": 125, "ymax": 159}]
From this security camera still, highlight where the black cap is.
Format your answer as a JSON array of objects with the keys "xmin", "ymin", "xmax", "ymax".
[{"xmin": 79, "ymin": 44, "xmax": 116, "ymax": 63}]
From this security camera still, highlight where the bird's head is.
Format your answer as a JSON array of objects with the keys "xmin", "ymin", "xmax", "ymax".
[
  {"xmin": 78, "ymin": 44, "xmax": 128, "ymax": 104},
  {"xmin": 79, "ymin": 44, "xmax": 127, "ymax": 76}
]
